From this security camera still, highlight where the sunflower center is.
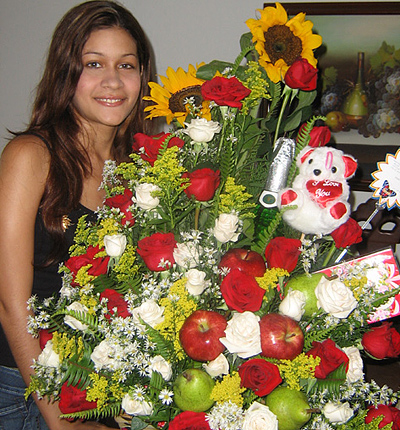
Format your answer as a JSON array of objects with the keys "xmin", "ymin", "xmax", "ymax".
[
  {"xmin": 168, "ymin": 85, "xmax": 203, "ymax": 113},
  {"xmin": 264, "ymin": 25, "xmax": 302, "ymax": 65}
]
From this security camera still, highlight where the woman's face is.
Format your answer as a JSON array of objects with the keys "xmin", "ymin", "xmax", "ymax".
[{"xmin": 72, "ymin": 27, "xmax": 141, "ymax": 133}]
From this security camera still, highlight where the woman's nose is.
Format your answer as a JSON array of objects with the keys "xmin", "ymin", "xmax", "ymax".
[{"xmin": 101, "ymin": 68, "xmax": 123, "ymax": 89}]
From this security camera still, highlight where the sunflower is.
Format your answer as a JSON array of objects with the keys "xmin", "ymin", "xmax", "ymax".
[
  {"xmin": 144, "ymin": 64, "xmax": 211, "ymax": 126},
  {"xmin": 246, "ymin": 2, "xmax": 322, "ymax": 83}
]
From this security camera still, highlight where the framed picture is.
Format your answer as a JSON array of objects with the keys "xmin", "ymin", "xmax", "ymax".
[{"xmin": 263, "ymin": 2, "xmax": 400, "ymax": 191}]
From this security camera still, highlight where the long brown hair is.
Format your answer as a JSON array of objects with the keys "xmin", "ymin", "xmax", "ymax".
[{"xmin": 25, "ymin": 0, "xmax": 152, "ymax": 262}]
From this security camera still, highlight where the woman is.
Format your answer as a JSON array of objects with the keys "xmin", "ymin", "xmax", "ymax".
[{"xmin": 0, "ymin": 1, "xmax": 152, "ymax": 428}]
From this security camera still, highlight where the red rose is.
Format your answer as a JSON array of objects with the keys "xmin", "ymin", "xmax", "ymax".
[
  {"xmin": 201, "ymin": 76, "xmax": 251, "ymax": 109},
  {"xmin": 65, "ymin": 245, "xmax": 109, "ymax": 280},
  {"xmin": 105, "ymin": 189, "xmax": 134, "ymax": 226},
  {"xmin": 365, "ymin": 404, "xmax": 400, "ymax": 430},
  {"xmin": 169, "ymin": 411, "xmax": 211, "ymax": 430},
  {"xmin": 297, "ymin": 124, "xmax": 331, "ymax": 148},
  {"xmin": 137, "ymin": 232, "xmax": 177, "ymax": 271},
  {"xmin": 99, "ymin": 288, "xmax": 130, "ymax": 320},
  {"xmin": 284, "ymin": 58, "xmax": 318, "ymax": 91},
  {"xmin": 59, "ymin": 382, "xmax": 97, "ymax": 415},
  {"xmin": 264, "ymin": 237, "xmax": 301, "ymax": 273},
  {"xmin": 306, "ymin": 339, "xmax": 349, "ymax": 379},
  {"xmin": 362, "ymin": 322, "xmax": 400, "ymax": 359},
  {"xmin": 39, "ymin": 329, "xmax": 53, "ymax": 350},
  {"xmin": 220, "ymin": 268, "xmax": 265, "ymax": 312},
  {"xmin": 133, "ymin": 132, "xmax": 184, "ymax": 166},
  {"xmin": 182, "ymin": 168, "xmax": 220, "ymax": 201},
  {"xmin": 238, "ymin": 358, "xmax": 282, "ymax": 396},
  {"xmin": 331, "ymin": 217, "xmax": 363, "ymax": 249}
]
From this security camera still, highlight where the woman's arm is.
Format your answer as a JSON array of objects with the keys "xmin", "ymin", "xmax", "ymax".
[{"xmin": 0, "ymin": 135, "xmax": 111, "ymax": 430}]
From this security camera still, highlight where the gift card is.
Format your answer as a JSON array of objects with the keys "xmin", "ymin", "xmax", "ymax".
[{"xmin": 317, "ymin": 248, "xmax": 400, "ymax": 323}]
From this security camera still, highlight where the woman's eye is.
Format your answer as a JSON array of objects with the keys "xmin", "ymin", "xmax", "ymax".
[
  {"xmin": 119, "ymin": 63, "xmax": 135, "ymax": 70},
  {"xmin": 86, "ymin": 61, "xmax": 101, "ymax": 68}
]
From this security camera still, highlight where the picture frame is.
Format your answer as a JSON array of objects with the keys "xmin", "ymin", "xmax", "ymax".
[{"xmin": 263, "ymin": 2, "xmax": 400, "ymax": 191}]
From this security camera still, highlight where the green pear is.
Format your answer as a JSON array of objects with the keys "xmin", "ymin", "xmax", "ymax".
[
  {"xmin": 265, "ymin": 386, "xmax": 312, "ymax": 430},
  {"xmin": 284, "ymin": 273, "xmax": 326, "ymax": 319},
  {"xmin": 173, "ymin": 368, "xmax": 215, "ymax": 412}
]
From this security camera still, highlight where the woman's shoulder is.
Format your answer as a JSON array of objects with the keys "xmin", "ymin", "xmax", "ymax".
[{"xmin": 0, "ymin": 134, "xmax": 51, "ymax": 185}]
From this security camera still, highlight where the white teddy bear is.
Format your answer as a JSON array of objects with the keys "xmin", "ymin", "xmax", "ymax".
[{"xmin": 278, "ymin": 146, "xmax": 358, "ymax": 235}]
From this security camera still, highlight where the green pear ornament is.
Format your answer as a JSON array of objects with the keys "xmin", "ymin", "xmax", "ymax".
[{"xmin": 265, "ymin": 386, "xmax": 313, "ymax": 430}]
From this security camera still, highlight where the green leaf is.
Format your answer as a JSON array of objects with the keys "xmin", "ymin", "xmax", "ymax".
[
  {"xmin": 196, "ymin": 61, "xmax": 234, "ymax": 80},
  {"xmin": 130, "ymin": 417, "xmax": 148, "ymax": 430},
  {"xmin": 60, "ymin": 402, "xmax": 121, "ymax": 422},
  {"xmin": 62, "ymin": 348, "xmax": 95, "ymax": 389}
]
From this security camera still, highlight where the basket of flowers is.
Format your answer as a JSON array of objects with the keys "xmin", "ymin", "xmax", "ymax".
[{"xmin": 27, "ymin": 3, "xmax": 400, "ymax": 430}]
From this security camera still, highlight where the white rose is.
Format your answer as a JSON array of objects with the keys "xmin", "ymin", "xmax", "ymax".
[
  {"xmin": 173, "ymin": 242, "xmax": 201, "ymax": 268},
  {"xmin": 37, "ymin": 340, "xmax": 60, "ymax": 368},
  {"xmin": 59, "ymin": 285, "xmax": 75, "ymax": 299},
  {"xmin": 185, "ymin": 269, "xmax": 208, "ymax": 296},
  {"xmin": 150, "ymin": 355, "xmax": 172, "ymax": 381},
  {"xmin": 279, "ymin": 289, "xmax": 306, "ymax": 321},
  {"xmin": 243, "ymin": 401, "xmax": 278, "ymax": 430},
  {"xmin": 121, "ymin": 394, "xmax": 153, "ymax": 416},
  {"xmin": 343, "ymin": 346, "xmax": 364, "ymax": 383},
  {"xmin": 104, "ymin": 234, "xmax": 127, "ymax": 257},
  {"xmin": 213, "ymin": 213, "xmax": 240, "ymax": 243},
  {"xmin": 134, "ymin": 183, "xmax": 160, "ymax": 210},
  {"xmin": 64, "ymin": 302, "xmax": 89, "ymax": 331},
  {"xmin": 203, "ymin": 353, "xmax": 229, "ymax": 377},
  {"xmin": 220, "ymin": 311, "xmax": 262, "ymax": 359},
  {"xmin": 322, "ymin": 402, "xmax": 354, "ymax": 424},
  {"xmin": 131, "ymin": 299, "xmax": 165, "ymax": 328},
  {"xmin": 184, "ymin": 118, "xmax": 221, "ymax": 143},
  {"xmin": 91, "ymin": 339, "xmax": 116, "ymax": 370},
  {"xmin": 315, "ymin": 277, "xmax": 357, "ymax": 318}
]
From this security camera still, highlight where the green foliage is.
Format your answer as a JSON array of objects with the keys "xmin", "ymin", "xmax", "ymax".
[
  {"xmin": 305, "ymin": 363, "xmax": 347, "ymax": 397},
  {"xmin": 60, "ymin": 402, "xmax": 121, "ymax": 422},
  {"xmin": 144, "ymin": 321, "xmax": 175, "ymax": 361},
  {"xmin": 370, "ymin": 41, "xmax": 400, "ymax": 74},
  {"xmin": 251, "ymin": 208, "xmax": 283, "ymax": 254},
  {"xmin": 62, "ymin": 349, "xmax": 96, "ymax": 390},
  {"xmin": 302, "ymin": 323, "xmax": 337, "ymax": 352}
]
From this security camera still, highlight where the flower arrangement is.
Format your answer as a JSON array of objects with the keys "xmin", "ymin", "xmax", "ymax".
[{"xmin": 27, "ymin": 3, "xmax": 400, "ymax": 430}]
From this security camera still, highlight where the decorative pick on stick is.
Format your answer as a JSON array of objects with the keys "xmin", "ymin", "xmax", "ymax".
[{"xmin": 335, "ymin": 148, "xmax": 400, "ymax": 263}]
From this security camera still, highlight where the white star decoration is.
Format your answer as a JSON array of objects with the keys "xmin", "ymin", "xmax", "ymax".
[{"xmin": 370, "ymin": 148, "xmax": 400, "ymax": 209}]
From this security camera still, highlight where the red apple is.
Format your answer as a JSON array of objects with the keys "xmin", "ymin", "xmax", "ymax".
[
  {"xmin": 218, "ymin": 248, "xmax": 266, "ymax": 277},
  {"xmin": 259, "ymin": 313, "xmax": 304, "ymax": 360},
  {"xmin": 179, "ymin": 310, "xmax": 227, "ymax": 362}
]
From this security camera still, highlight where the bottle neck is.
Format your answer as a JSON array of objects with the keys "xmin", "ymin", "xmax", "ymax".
[{"xmin": 355, "ymin": 52, "xmax": 365, "ymax": 88}]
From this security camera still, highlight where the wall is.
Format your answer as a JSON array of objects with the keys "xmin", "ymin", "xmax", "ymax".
[{"xmin": 2, "ymin": 0, "xmax": 396, "ymax": 148}]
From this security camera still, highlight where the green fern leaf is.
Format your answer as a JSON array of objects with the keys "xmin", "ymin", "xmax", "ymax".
[
  {"xmin": 142, "ymin": 321, "xmax": 174, "ymax": 361},
  {"xmin": 60, "ymin": 402, "xmax": 121, "ymax": 422},
  {"xmin": 62, "ymin": 349, "xmax": 96, "ymax": 389},
  {"xmin": 307, "ymin": 363, "xmax": 347, "ymax": 397},
  {"xmin": 303, "ymin": 325, "xmax": 336, "ymax": 351}
]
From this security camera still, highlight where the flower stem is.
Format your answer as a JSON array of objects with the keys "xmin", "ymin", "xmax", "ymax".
[
  {"xmin": 195, "ymin": 205, "xmax": 201, "ymax": 231},
  {"xmin": 273, "ymin": 87, "xmax": 292, "ymax": 148},
  {"xmin": 322, "ymin": 242, "xmax": 338, "ymax": 267}
]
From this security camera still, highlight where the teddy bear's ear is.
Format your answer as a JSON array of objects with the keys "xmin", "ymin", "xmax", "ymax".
[
  {"xmin": 342, "ymin": 155, "xmax": 358, "ymax": 178},
  {"xmin": 298, "ymin": 148, "xmax": 314, "ymax": 165}
]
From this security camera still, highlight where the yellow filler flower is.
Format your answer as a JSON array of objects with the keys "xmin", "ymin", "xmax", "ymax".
[
  {"xmin": 144, "ymin": 64, "xmax": 211, "ymax": 126},
  {"xmin": 246, "ymin": 2, "xmax": 322, "ymax": 83}
]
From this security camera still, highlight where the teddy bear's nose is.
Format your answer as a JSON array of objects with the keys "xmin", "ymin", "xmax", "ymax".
[{"xmin": 313, "ymin": 169, "xmax": 321, "ymax": 176}]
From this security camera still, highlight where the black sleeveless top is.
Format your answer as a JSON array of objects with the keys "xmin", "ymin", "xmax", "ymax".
[{"xmin": 0, "ymin": 134, "xmax": 98, "ymax": 367}]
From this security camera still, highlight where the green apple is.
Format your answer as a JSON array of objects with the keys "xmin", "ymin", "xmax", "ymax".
[
  {"xmin": 265, "ymin": 386, "xmax": 312, "ymax": 430},
  {"xmin": 284, "ymin": 273, "xmax": 326, "ymax": 319},
  {"xmin": 173, "ymin": 368, "xmax": 215, "ymax": 412}
]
